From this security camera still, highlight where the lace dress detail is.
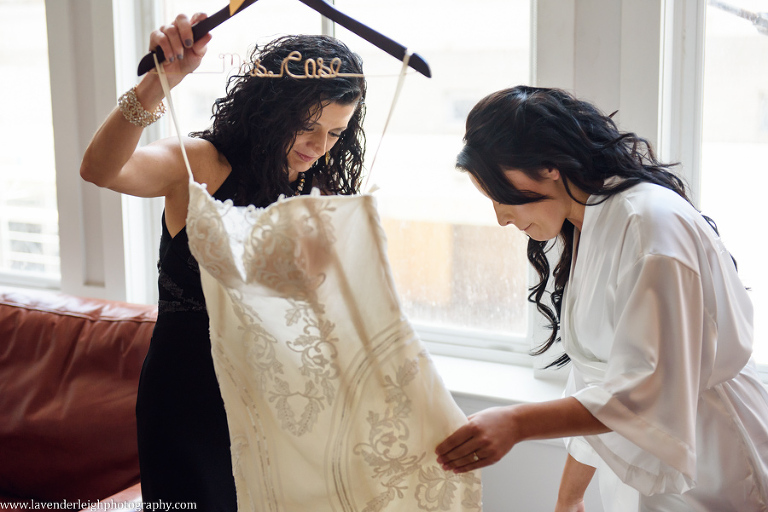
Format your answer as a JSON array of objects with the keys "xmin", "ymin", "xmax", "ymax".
[
  {"xmin": 156, "ymin": 246, "xmax": 207, "ymax": 314},
  {"xmin": 186, "ymin": 181, "xmax": 483, "ymax": 512}
]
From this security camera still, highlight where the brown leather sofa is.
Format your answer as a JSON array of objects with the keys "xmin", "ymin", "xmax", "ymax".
[{"xmin": 0, "ymin": 286, "xmax": 155, "ymax": 511}]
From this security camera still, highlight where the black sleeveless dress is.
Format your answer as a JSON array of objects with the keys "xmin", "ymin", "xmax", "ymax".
[{"xmin": 136, "ymin": 169, "xmax": 313, "ymax": 510}]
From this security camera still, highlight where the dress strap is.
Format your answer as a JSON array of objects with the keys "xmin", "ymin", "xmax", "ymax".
[
  {"xmin": 363, "ymin": 50, "xmax": 411, "ymax": 192},
  {"xmin": 154, "ymin": 54, "xmax": 195, "ymax": 184}
]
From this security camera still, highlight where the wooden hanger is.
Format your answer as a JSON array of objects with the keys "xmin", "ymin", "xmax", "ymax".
[{"xmin": 137, "ymin": 0, "xmax": 431, "ymax": 78}]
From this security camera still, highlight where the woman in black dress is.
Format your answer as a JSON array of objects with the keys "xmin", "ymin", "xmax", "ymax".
[{"xmin": 80, "ymin": 13, "xmax": 367, "ymax": 510}]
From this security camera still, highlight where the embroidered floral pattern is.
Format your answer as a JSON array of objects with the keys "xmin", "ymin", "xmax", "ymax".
[
  {"xmin": 284, "ymin": 298, "xmax": 339, "ymax": 404},
  {"xmin": 355, "ymin": 358, "xmax": 425, "ymax": 511},
  {"xmin": 247, "ymin": 200, "xmax": 340, "ymax": 436},
  {"xmin": 416, "ymin": 467, "xmax": 482, "ymax": 512},
  {"xmin": 355, "ymin": 355, "xmax": 482, "ymax": 511},
  {"xmin": 191, "ymin": 188, "xmax": 342, "ymax": 438},
  {"xmin": 186, "ymin": 190, "xmax": 236, "ymax": 280},
  {"xmin": 244, "ymin": 200, "xmax": 336, "ymax": 305}
]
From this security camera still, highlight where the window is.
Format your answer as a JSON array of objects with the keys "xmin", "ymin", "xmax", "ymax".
[
  {"xmin": 36, "ymin": 1, "xmax": 765, "ymax": 380},
  {"xmin": 0, "ymin": 0, "xmax": 59, "ymax": 287},
  {"xmin": 700, "ymin": 0, "xmax": 768, "ymax": 364},
  {"xmin": 154, "ymin": 0, "xmax": 534, "ymax": 356},
  {"xmin": 326, "ymin": 0, "xmax": 533, "ymax": 353}
]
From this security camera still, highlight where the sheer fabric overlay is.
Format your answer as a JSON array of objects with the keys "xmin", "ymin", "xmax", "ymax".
[{"xmin": 186, "ymin": 182, "xmax": 482, "ymax": 512}]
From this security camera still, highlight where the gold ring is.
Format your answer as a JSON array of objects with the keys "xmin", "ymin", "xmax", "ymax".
[{"xmin": 472, "ymin": 452, "xmax": 479, "ymax": 462}]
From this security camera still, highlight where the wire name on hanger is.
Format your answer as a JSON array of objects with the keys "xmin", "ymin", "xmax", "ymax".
[{"xmin": 249, "ymin": 51, "xmax": 365, "ymax": 79}]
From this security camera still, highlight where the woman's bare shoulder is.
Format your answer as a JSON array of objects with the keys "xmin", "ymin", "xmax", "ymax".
[{"xmin": 154, "ymin": 136, "xmax": 232, "ymax": 191}]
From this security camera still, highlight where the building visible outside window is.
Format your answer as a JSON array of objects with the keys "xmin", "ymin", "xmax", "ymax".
[
  {"xmin": 701, "ymin": 0, "xmax": 768, "ymax": 364},
  {"xmin": 0, "ymin": 0, "xmax": 59, "ymax": 285}
]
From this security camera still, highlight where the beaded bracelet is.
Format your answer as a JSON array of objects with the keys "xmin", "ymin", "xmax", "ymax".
[{"xmin": 118, "ymin": 86, "xmax": 166, "ymax": 127}]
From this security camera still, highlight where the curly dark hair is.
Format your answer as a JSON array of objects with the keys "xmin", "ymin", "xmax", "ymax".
[
  {"xmin": 192, "ymin": 35, "xmax": 367, "ymax": 207},
  {"xmin": 456, "ymin": 85, "xmax": 692, "ymax": 367}
]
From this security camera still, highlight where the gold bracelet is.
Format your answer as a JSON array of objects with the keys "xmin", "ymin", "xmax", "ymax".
[{"xmin": 118, "ymin": 86, "xmax": 166, "ymax": 128}]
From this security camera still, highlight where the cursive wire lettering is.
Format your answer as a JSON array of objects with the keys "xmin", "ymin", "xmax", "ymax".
[{"xmin": 249, "ymin": 51, "xmax": 364, "ymax": 79}]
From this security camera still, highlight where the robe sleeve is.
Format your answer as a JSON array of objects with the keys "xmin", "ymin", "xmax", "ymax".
[{"xmin": 570, "ymin": 253, "xmax": 715, "ymax": 495}]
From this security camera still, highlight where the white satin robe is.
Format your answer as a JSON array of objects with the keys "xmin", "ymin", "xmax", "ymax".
[{"xmin": 563, "ymin": 182, "xmax": 768, "ymax": 511}]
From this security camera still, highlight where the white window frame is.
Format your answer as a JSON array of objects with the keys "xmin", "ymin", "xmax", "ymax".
[
  {"xmin": 45, "ymin": 0, "xmax": 125, "ymax": 301},
  {"xmin": 37, "ymin": 0, "xmax": 767, "ymax": 384}
]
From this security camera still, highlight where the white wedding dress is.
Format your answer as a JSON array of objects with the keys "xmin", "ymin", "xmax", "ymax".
[{"xmin": 186, "ymin": 182, "xmax": 483, "ymax": 512}]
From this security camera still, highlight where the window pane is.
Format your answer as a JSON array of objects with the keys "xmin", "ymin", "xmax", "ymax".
[
  {"xmin": 0, "ymin": 0, "xmax": 59, "ymax": 282},
  {"xmin": 334, "ymin": 0, "xmax": 532, "ymax": 341},
  {"xmin": 701, "ymin": 0, "xmax": 768, "ymax": 363}
]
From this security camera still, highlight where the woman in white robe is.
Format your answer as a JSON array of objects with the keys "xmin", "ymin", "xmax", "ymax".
[{"xmin": 435, "ymin": 86, "xmax": 768, "ymax": 511}]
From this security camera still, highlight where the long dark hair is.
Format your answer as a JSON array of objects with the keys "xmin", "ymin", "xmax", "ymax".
[
  {"xmin": 192, "ymin": 35, "xmax": 367, "ymax": 207},
  {"xmin": 456, "ymin": 86, "xmax": 690, "ymax": 367}
]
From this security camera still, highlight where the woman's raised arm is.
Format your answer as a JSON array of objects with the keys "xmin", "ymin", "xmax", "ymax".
[{"xmin": 80, "ymin": 13, "xmax": 211, "ymax": 198}]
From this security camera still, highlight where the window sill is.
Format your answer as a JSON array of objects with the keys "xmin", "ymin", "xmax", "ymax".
[
  {"xmin": 430, "ymin": 353, "xmax": 768, "ymax": 407},
  {"xmin": 430, "ymin": 353, "xmax": 566, "ymax": 406}
]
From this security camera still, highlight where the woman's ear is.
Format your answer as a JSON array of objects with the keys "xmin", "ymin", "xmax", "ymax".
[{"xmin": 542, "ymin": 167, "xmax": 561, "ymax": 181}]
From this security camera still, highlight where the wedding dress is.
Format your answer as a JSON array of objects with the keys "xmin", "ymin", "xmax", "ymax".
[{"xmin": 185, "ymin": 184, "xmax": 482, "ymax": 511}]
